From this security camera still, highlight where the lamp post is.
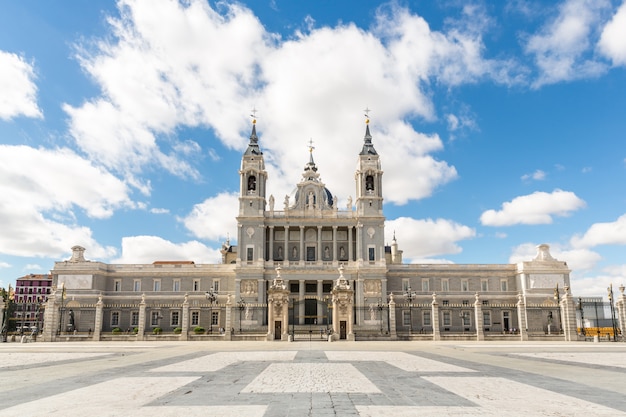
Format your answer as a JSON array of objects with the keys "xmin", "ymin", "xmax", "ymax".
[
  {"xmin": 459, "ymin": 311, "xmax": 469, "ymax": 333},
  {"xmin": 377, "ymin": 298, "xmax": 384, "ymax": 334},
  {"xmin": 404, "ymin": 285, "xmax": 416, "ymax": 335},
  {"xmin": 553, "ymin": 284, "xmax": 561, "ymax": 334},
  {"xmin": 205, "ymin": 289, "xmax": 217, "ymax": 334},
  {"xmin": 237, "ymin": 299, "xmax": 246, "ymax": 333},
  {"xmin": 577, "ymin": 297, "xmax": 585, "ymax": 338},
  {"xmin": 607, "ymin": 284, "xmax": 618, "ymax": 342}
]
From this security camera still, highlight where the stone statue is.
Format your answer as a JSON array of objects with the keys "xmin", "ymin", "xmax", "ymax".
[
  {"xmin": 284, "ymin": 195, "xmax": 290, "ymax": 210},
  {"xmin": 269, "ymin": 194, "xmax": 275, "ymax": 212},
  {"xmin": 347, "ymin": 196, "xmax": 352, "ymax": 210},
  {"xmin": 245, "ymin": 305, "xmax": 251, "ymax": 320}
]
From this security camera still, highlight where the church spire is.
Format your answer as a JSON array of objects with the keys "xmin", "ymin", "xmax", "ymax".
[
  {"xmin": 244, "ymin": 118, "xmax": 262, "ymax": 156},
  {"xmin": 360, "ymin": 109, "xmax": 377, "ymax": 155}
]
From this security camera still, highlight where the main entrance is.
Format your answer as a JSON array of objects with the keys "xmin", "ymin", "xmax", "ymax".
[{"xmin": 290, "ymin": 298, "xmax": 332, "ymax": 340}]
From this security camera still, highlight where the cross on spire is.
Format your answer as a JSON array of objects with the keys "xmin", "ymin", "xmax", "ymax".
[
  {"xmin": 364, "ymin": 107, "xmax": 371, "ymax": 124},
  {"xmin": 250, "ymin": 107, "xmax": 258, "ymax": 124}
]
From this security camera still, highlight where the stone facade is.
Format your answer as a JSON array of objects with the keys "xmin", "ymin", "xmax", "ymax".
[{"xmin": 42, "ymin": 120, "xmax": 584, "ymax": 342}]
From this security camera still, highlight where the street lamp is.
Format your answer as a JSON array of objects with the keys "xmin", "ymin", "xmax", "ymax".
[
  {"xmin": 577, "ymin": 297, "xmax": 585, "ymax": 338},
  {"xmin": 607, "ymin": 284, "xmax": 618, "ymax": 342},
  {"xmin": 404, "ymin": 285, "xmax": 416, "ymax": 335},
  {"xmin": 553, "ymin": 284, "xmax": 561, "ymax": 334},
  {"xmin": 205, "ymin": 289, "xmax": 217, "ymax": 334},
  {"xmin": 459, "ymin": 311, "xmax": 469, "ymax": 333},
  {"xmin": 376, "ymin": 298, "xmax": 385, "ymax": 334},
  {"xmin": 237, "ymin": 299, "xmax": 246, "ymax": 333}
]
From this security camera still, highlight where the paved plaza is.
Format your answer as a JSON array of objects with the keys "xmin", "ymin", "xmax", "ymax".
[{"xmin": 0, "ymin": 340, "xmax": 625, "ymax": 416}]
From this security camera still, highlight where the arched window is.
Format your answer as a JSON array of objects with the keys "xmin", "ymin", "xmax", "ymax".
[
  {"xmin": 365, "ymin": 175, "xmax": 374, "ymax": 191},
  {"xmin": 247, "ymin": 175, "xmax": 256, "ymax": 191}
]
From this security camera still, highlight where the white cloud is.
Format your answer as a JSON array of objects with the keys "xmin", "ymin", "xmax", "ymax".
[
  {"xmin": 524, "ymin": 0, "xmax": 611, "ymax": 87},
  {"xmin": 0, "ymin": 261, "xmax": 11, "ymax": 269},
  {"xmin": 571, "ymin": 213, "xmax": 626, "ymax": 248},
  {"xmin": 386, "ymin": 217, "xmax": 475, "ymax": 260},
  {"xmin": 480, "ymin": 189, "xmax": 586, "ymax": 226},
  {"xmin": 181, "ymin": 192, "xmax": 239, "ymax": 242},
  {"xmin": 150, "ymin": 208, "xmax": 170, "ymax": 214},
  {"xmin": 0, "ymin": 145, "xmax": 129, "ymax": 258},
  {"xmin": 61, "ymin": 0, "xmax": 523, "ymax": 206},
  {"xmin": 111, "ymin": 236, "xmax": 221, "ymax": 264},
  {"xmin": 521, "ymin": 169, "xmax": 546, "ymax": 181},
  {"xmin": 598, "ymin": 1, "xmax": 626, "ymax": 66},
  {"xmin": 24, "ymin": 264, "xmax": 43, "ymax": 271},
  {"xmin": 0, "ymin": 50, "xmax": 42, "ymax": 120}
]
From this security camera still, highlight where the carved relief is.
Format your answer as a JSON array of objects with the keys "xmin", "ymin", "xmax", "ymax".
[
  {"xmin": 241, "ymin": 279, "xmax": 258, "ymax": 295},
  {"xmin": 364, "ymin": 279, "xmax": 382, "ymax": 295}
]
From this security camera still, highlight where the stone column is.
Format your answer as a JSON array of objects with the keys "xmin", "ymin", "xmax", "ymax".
[
  {"xmin": 137, "ymin": 294, "xmax": 146, "ymax": 341},
  {"xmin": 562, "ymin": 286, "xmax": 576, "ymax": 341},
  {"xmin": 474, "ymin": 293, "xmax": 484, "ymax": 341},
  {"xmin": 348, "ymin": 226, "xmax": 353, "ymax": 262},
  {"xmin": 299, "ymin": 279, "xmax": 305, "ymax": 324},
  {"xmin": 234, "ymin": 279, "xmax": 241, "ymax": 301},
  {"xmin": 317, "ymin": 226, "xmax": 323, "ymax": 265},
  {"xmin": 0, "ymin": 297, "xmax": 4, "ymax": 339},
  {"xmin": 356, "ymin": 223, "xmax": 363, "ymax": 262},
  {"xmin": 388, "ymin": 294, "xmax": 397, "ymax": 340},
  {"xmin": 431, "ymin": 293, "xmax": 440, "ymax": 341},
  {"xmin": 92, "ymin": 296, "xmax": 103, "ymax": 341},
  {"xmin": 257, "ymin": 279, "xmax": 265, "ymax": 304},
  {"xmin": 299, "ymin": 226, "xmax": 305, "ymax": 262},
  {"xmin": 41, "ymin": 290, "xmax": 58, "ymax": 342},
  {"xmin": 516, "ymin": 293, "xmax": 529, "ymax": 341},
  {"xmin": 332, "ymin": 226, "xmax": 338, "ymax": 263},
  {"xmin": 181, "ymin": 293, "xmax": 189, "ymax": 341},
  {"xmin": 317, "ymin": 280, "xmax": 323, "ymax": 324},
  {"xmin": 284, "ymin": 226, "xmax": 289, "ymax": 266},
  {"xmin": 225, "ymin": 295, "xmax": 233, "ymax": 341},
  {"xmin": 617, "ymin": 285, "xmax": 626, "ymax": 341},
  {"xmin": 268, "ymin": 226, "xmax": 274, "ymax": 262},
  {"xmin": 266, "ymin": 297, "xmax": 274, "ymax": 340}
]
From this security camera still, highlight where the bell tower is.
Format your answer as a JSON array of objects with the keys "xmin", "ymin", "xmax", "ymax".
[
  {"xmin": 354, "ymin": 114, "xmax": 385, "ymax": 263},
  {"xmin": 237, "ymin": 117, "xmax": 267, "ymax": 264}
]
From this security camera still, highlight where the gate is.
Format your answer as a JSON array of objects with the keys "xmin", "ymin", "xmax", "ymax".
[{"xmin": 290, "ymin": 298, "xmax": 332, "ymax": 340}]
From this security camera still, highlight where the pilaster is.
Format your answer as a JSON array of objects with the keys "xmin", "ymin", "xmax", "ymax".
[{"xmin": 474, "ymin": 293, "xmax": 484, "ymax": 341}]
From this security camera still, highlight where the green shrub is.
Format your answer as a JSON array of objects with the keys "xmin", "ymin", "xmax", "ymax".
[
  {"xmin": 112, "ymin": 327, "xmax": 122, "ymax": 334},
  {"xmin": 193, "ymin": 326, "xmax": 205, "ymax": 334},
  {"xmin": 153, "ymin": 327, "xmax": 162, "ymax": 335},
  {"xmin": 173, "ymin": 327, "xmax": 182, "ymax": 334},
  {"xmin": 133, "ymin": 327, "xmax": 138, "ymax": 334}
]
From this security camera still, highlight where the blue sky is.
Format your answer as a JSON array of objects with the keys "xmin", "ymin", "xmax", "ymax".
[{"xmin": 1, "ymin": 0, "xmax": 626, "ymax": 298}]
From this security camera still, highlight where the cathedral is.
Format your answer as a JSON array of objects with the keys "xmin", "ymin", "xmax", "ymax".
[{"xmin": 41, "ymin": 119, "xmax": 583, "ymax": 342}]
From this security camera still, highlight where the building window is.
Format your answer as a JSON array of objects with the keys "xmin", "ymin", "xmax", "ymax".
[
  {"xmin": 443, "ymin": 311, "xmax": 451, "ymax": 326},
  {"xmin": 500, "ymin": 279, "xmax": 508, "ymax": 292},
  {"xmin": 151, "ymin": 311, "xmax": 160, "ymax": 326},
  {"xmin": 423, "ymin": 311, "xmax": 431, "ymax": 327},
  {"xmin": 193, "ymin": 280, "xmax": 200, "ymax": 292},
  {"xmin": 402, "ymin": 279, "xmax": 410, "ymax": 292},
  {"xmin": 111, "ymin": 311, "xmax": 120, "ymax": 327},
  {"xmin": 212, "ymin": 279, "xmax": 220, "ymax": 293},
  {"xmin": 131, "ymin": 311, "xmax": 139, "ymax": 326},
  {"xmin": 461, "ymin": 311, "xmax": 471, "ymax": 327},
  {"xmin": 481, "ymin": 279, "xmax": 488, "ymax": 292},
  {"xmin": 153, "ymin": 279, "xmax": 161, "ymax": 292},
  {"xmin": 173, "ymin": 279, "xmax": 181, "ymax": 292},
  {"xmin": 247, "ymin": 247, "xmax": 254, "ymax": 261},
  {"xmin": 402, "ymin": 310, "xmax": 411, "ymax": 326},
  {"xmin": 171, "ymin": 311, "xmax": 180, "ymax": 327},
  {"xmin": 442, "ymin": 300, "xmax": 449, "ymax": 306},
  {"xmin": 133, "ymin": 280, "xmax": 141, "ymax": 292},
  {"xmin": 482, "ymin": 300, "xmax": 489, "ymax": 306},
  {"xmin": 461, "ymin": 279, "xmax": 469, "ymax": 292},
  {"xmin": 368, "ymin": 247, "xmax": 375, "ymax": 261},
  {"xmin": 421, "ymin": 279, "xmax": 429, "ymax": 292},
  {"xmin": 114, "ymin": 280, "xmax": 121, "ymax": 292},
  {"xmin": 191, "ymin": 311, "xmax": 199, "ymax": 326},
  {"xmin": 211, "ymin": 311, "xmax": 219, "ymax": 326},
  {"xmin": 483, "ymin": 311, "xmax": 491, "ymax": 326},
  {"xmin": 441, "ymin": 279, "xmax": 449, "ymax": 292}
]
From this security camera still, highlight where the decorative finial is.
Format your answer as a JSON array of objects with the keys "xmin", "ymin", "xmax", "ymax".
[
  {"xmin": 364, "ymin": 107, "xmax": 371, "ymax": 124},
  {"xmin": 250, "ymin": 107, "xmax": 258, "ymax": 124},
  {"xmin": 308, "ymin": 138, "xmax": 315, "ymax": 154}
]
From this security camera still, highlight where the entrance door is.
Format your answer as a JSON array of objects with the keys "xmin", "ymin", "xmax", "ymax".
[
  {"xmin": 340, "ymin": 321, "xmax": 347, "ymax": 340},
  {"xmin": 503, "ymin": 311, "xmax": 510, "ymax": 332},
  {"xmin": 306, "ymin": 246, "xmax": 316, "ymax": 261},
  {"xmin": 274, "ymin": 321, "xmax": 281, "ymax": 340}
]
